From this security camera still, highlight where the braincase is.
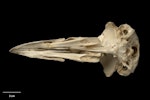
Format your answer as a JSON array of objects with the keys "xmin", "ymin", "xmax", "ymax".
[
  {"xmin": 99, "ymin": 22, "xmax": 140, "ymax": 77},
  {"xmin": 116, "ymin": 24, "xmax": 140, "ymax": 76}
]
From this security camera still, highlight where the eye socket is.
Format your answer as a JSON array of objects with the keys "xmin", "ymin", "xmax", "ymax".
[{"xmin": 122, "ymin": 66, "xmax": 128, "ymax": 71}]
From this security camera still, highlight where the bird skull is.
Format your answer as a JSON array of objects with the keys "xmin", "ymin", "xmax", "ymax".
[{"xmin": 9, "ymin": 22, "xmax": 140, "ymax": 77}]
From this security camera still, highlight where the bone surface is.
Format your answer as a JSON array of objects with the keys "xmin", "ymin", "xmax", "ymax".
[{"xmin": 9, "ymin": 22, "xmax": 140, "ymax": 77}]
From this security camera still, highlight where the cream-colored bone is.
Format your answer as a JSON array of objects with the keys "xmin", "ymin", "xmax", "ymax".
[{"xmin": 9, "ymin": 22, "xmax": 140, "ymax": 77}]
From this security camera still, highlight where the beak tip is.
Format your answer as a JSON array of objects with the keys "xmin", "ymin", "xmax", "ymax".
[
  {"xmin": 9, "ymin": 47, "xmax": 17, "ymax": 54},
  {"xmin": 9, "ymin": 48, "xmax": 13, "ymax": 53}
]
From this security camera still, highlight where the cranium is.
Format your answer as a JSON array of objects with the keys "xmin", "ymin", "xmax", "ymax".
[{"xmin": 9, "ymin": 22, "xmax": 140, "ymax": 77}]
